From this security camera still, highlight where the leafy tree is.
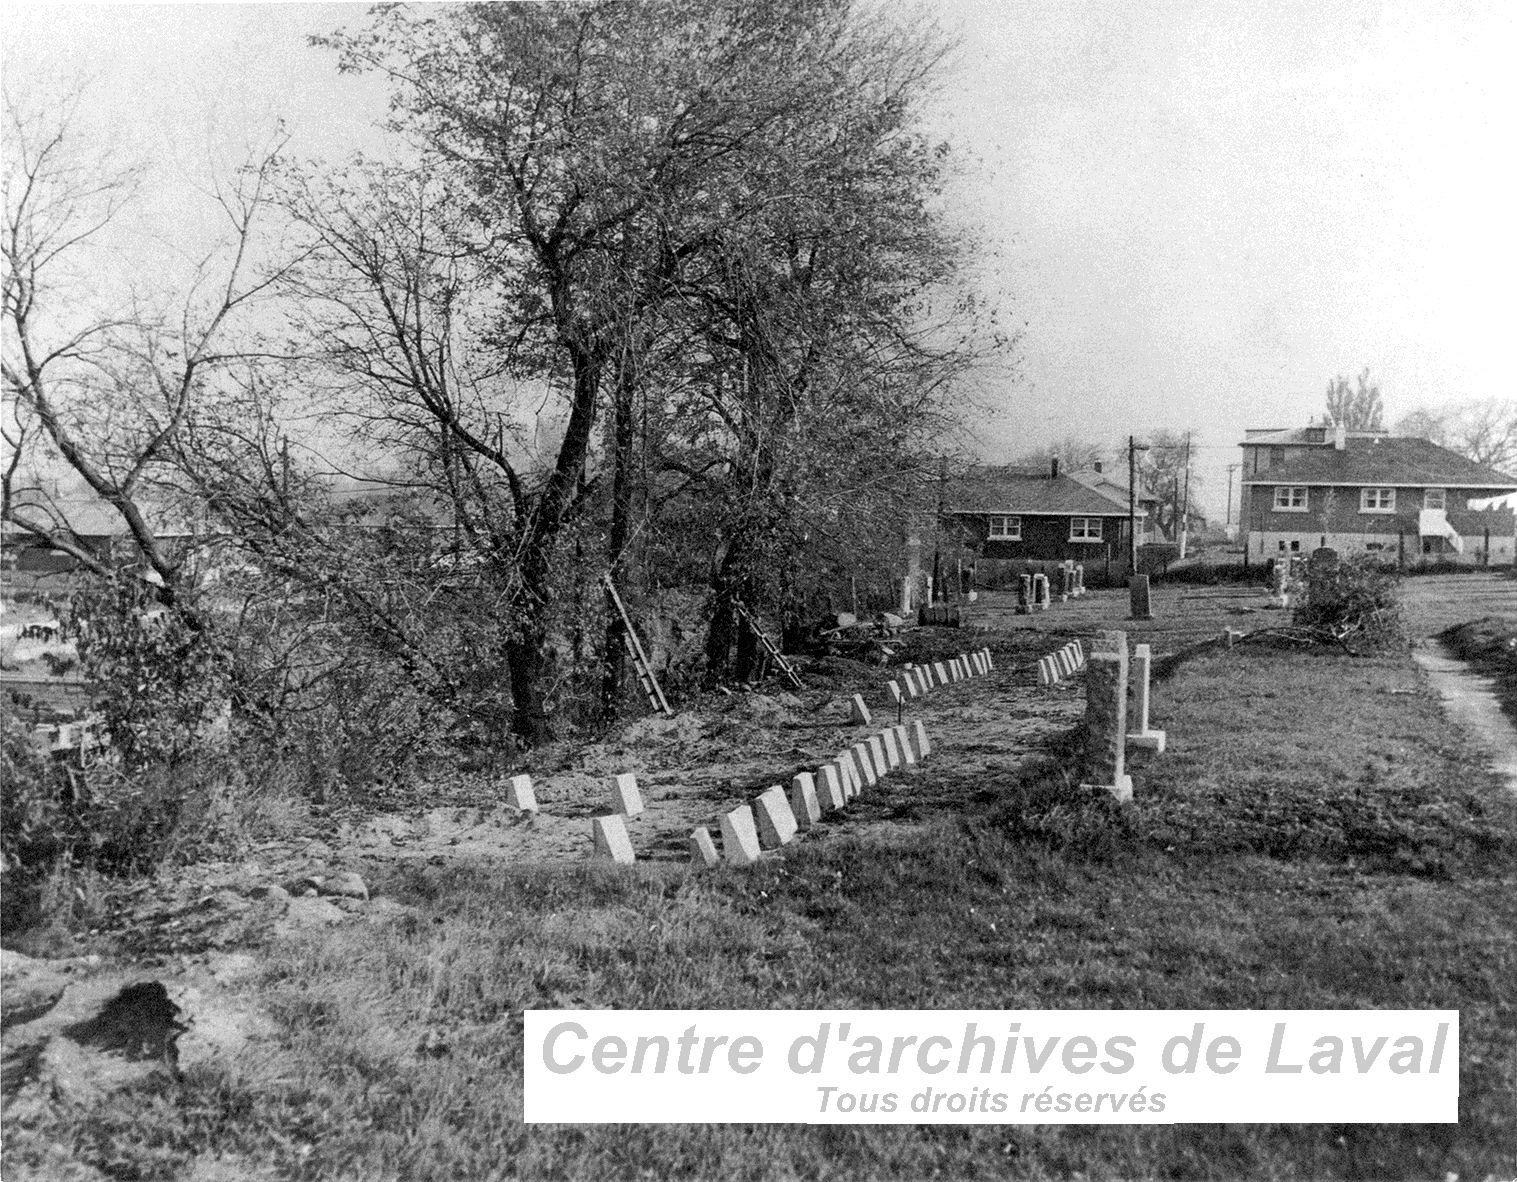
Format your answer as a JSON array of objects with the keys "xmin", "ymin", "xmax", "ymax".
[
  {"xmin": 274, "ymin": 0, "xmax": 995, "ymax": 737},
  {"xmin": 1325, "ymin": 368, "xmax": 1384, "ymax": 430}
]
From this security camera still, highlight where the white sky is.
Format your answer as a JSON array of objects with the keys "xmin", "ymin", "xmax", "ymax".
[{"xmin": 5, "ymin": 0, "xmax": 1515, "ymax": 518}]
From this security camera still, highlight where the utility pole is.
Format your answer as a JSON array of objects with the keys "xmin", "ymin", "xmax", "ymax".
[
  {"xmin": 1225, "ymin": 464, "xmax": 1240, "ymax": 537},
  {"xmin": 1128, "ymin": 436, "xmax": 1139, "ymax": 576},
  {"xmin": 1178, "ymin": 431, "xmax": 1193, "ymax": 559}
]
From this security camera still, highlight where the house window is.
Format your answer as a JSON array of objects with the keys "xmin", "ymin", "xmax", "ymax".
[
  {"xmin": 987, "ymin": 515, "xmax": 1021, "ymax": 539},
  {"xmin": 1424, "ymin": 488, "xmax": 1446, "ymax": 511},
  {"xmin": 1069, "ymin": 517, "xmax": 1103, "ymax": 542},
  {"xmin": 1273, "ymin": 486, "xmax": 1308, "ymax": 512},
  {"xmin": 1360, "ymin": 488, "xmax": 1396, "ymax": 513}
]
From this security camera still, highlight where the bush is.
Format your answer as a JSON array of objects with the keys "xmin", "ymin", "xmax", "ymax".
[
  {"xmin": 1293, "ymin": 554, "xmax": 1404, "ymax": 649},
  {"xmin": 1153, "ymin": 561, "xmax": 1266, "ymax": 586}
]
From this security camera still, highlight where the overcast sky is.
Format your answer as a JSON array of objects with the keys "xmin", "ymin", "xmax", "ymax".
[{"xmin": 6, "ymin": 0, "xmax": 1515, "ymax": 518}]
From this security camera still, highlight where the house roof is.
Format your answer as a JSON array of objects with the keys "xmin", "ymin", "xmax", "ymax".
[
  {"xmin": 946, "ymin": 469, "xmax": 1141, "ymax": 517},
  {"xmin": 1066, "ymin": 468, "xmax": 1160, "ymax": 507},
  {"xmin": 1241, "ymin": 434, "xmax": 1517, "ymax": 490}
]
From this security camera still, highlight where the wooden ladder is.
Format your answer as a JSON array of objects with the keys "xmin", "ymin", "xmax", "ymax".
[
  {"xmin": 602, "ymin": 575, "xmax": 673, "ymax": 717},
  {"xmin": 732, "ymin": 598, "xmax": 803, "ymax": 690}
]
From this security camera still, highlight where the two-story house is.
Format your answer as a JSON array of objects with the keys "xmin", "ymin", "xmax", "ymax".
[{"xmin": 1239, "ymin": 421, "xmax": 1517, "ymax": 565}]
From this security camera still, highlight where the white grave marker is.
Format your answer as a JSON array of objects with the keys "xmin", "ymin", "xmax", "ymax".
[
  {"xmin": 754, "ymin": 786, "xmax": 799, "ymax": 848},
  {"xmin": 506, "ymin": 774, "xmax": 537, "ymax": 812},
  {"xmin": 720, "ymin": 805, "xmax": 762, "ymax": 865},
  {"xmin": 609, "ymin": 772, "xmax": 644, "ymax": 817},
  {"xmin": 592, "ymin": 815, "xmax": 635, "ymax": 864}
]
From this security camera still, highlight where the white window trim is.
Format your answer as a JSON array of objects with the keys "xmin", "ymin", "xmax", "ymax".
[
  {"xmin": 1069, "ymin": 517, "xmax": 1104, "ymax": 542},
  {"xmin": 1273, "ymin": 486, "xmax": 1309, "ymax": 512},
  {"xmin": 1423, "ymin": 488, "xmax": 1446, "ymax": 510},
  {"xmin": 1360, "ymin": 487, "xmax": 1396, "ymax": 513},
  {"xmin": 988, "ymin": 515, "xmax": 1021, "ymax": 540}
]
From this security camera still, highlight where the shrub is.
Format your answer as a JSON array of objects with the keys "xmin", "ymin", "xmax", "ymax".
[{"xmin": 1292, "ymin": 554, "xmax": 1405, "ymax": 649}]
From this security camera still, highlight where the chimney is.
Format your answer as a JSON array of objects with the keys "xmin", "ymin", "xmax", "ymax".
[
  {"xmin": 1050, "ymin": 457, "xmax": 1060, "ymax": 479},
  {"xmin": 1333, "ymin": 422, "xmax": 1346, "ymax": 450}
]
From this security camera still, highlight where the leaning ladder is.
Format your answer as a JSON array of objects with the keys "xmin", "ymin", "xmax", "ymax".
[
  {"xmin": 602, "ymin": 574, "xmax": 673, "ymax": 717},
  {"xmin": 732, "ymin": 598, "xmax": 804, "ymax": 690}
]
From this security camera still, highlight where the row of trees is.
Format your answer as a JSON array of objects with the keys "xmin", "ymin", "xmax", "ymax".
[{"xmin": 3, "ymin": 2, "xmax": 1004, "ymax": 759}]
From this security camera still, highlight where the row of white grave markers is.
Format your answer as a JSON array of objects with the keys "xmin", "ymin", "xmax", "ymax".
[
  {"xmin": 880, "ymin": 647, "xmax": 994, "ymax": 710},
  {"xmin": 1036, "ymin": 641, "xmax": 1086, "ymax": 686},
  {"xmin": 691, "ymin": 718, "xmax": 936, "ymax": 868}
]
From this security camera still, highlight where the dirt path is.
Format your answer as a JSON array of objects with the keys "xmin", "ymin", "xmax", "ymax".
[{"xmin": 1397, "ymin": 571, "xmax": 1517, "ymax": 794}]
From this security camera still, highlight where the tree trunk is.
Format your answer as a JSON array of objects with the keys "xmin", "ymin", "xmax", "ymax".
[
  {"xmin": 505, "ymin": 630, "xmax": 552, "ymax": 747},
  {"xmin": 600, "ymin": 364, "xmax": 637, "ymax": 722}
]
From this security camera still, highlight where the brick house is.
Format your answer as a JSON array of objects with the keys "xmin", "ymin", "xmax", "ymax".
[
  {"xmin": 1239, "ymin": 422, "xmax": 1517, "ymax": 565},
  {"xmin": 943, "ymin": 461, "xmax": 1149, "ymax": 583}
]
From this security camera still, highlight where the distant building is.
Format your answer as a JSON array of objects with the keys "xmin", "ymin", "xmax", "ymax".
[
  {"xmin": 1238, "ymin": 421, "xmax": 1517, "ymax": 565},
  {"xmin": 942, "ymin": 459, "xmax": 1152, "ymax": 582}
]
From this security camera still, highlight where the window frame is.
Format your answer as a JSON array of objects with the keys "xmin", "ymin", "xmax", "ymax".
[
  {"xmin": 1273, "ymin": 486, "xmax": 1309, "ymax": 512},
  {"xmin": 1423, "ymin": 488, "xmax": 1446, "ymax": 511},
  {"xmin": 1360, "ymin": 487, "xmax": 1396, "ymax": 513},
  {"xmin": 987, "ymin": 515, "xmax": 1021, "ymax": 540},
  {"xmin": 1068, "ymin": 517, "xmax": 1104, "ymax": 543}
]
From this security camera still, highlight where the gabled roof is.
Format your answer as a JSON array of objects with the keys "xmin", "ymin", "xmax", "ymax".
[
  {"xmin": 1241, "ymin": 435, "xmax": 1517, "ymax": 489},
  {"xmin": 1066, "ymin": 467, "xmax": 1160, "ymax": 507},
  {"xmin": 946, "ymin": 469, "xmax": 1142, "ymax": 517}
]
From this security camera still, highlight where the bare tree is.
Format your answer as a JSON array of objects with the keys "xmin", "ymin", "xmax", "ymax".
[
  {"xmin": 1325, "ymin": 368, "xmax": 1384, "ymax": 431},
  {"xmin": 1395, "ymin": 399, "xmax": 1517, "ymax": 474},
  {"xmin": 2, "ymin": 86, "xmax": 285, "ymax": 613}
]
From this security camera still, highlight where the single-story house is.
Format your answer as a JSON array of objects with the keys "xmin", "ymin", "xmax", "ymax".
[
  {"xmin": 1239, "ymin": 421, "xmax": 1517, "ymax": 564},
  {"xmin": 942, "ymin": 460, "xmax": 1150, "ymax": 582}
]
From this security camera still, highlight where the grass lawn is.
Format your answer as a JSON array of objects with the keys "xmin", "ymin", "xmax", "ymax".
[{"xmin": 7, "ymin": 645, "xmax": 1517, "ymax": 1180}]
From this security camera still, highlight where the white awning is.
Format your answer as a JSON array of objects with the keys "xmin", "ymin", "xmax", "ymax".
[{"xmin": 1418, "ymin": 508, "xmax": 1464, "ymax": 553}]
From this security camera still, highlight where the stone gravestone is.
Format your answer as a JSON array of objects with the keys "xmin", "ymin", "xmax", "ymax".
[
  {"xmin": 506, "ymin": 774, "xmax": 537, "ymax": 813},
  {"xmin": 1033, "ymin": 573, "xmax": 1051, "ymax": 611},
  {"xmin": 720, "ymin": 805, "xmax": 762, "ymax": 865},
  {"xmin": 754, "ymin": 786, "xmax": 799, "ymax": 849},
  {"xmin": 609, "ymin": 772, "xmax": 644, "ymax": 817},
  {"xmin": 1052, "ymin": 564, "xmax": 1068, "ymax": 602},
  {"xmin": 893, "ymin": 723, "xmax": 917, "ymax": 765},
  {"xmin": 849, "ymin": 694, "xmax": 872, "ymax": 725},
  {"xmin": 1079, "ymin": 649, "xmax": 1132, "ymax": 802},
  {"xmin": 1017, "ymin": 574, "xmax": 1033, "ymax": 615},
  {"xmin": 789, "ymin": 773, "xmax": 821, "ymax": 829},
  {"xmin": 1128, "ymin": 574, "xmax": 1152, "ymax": 621},
  {"xmin": 592, "ymin": 814, "xmax": 636, "ymax": 864},
  {"xmin": 688, "ymin": 827, "xmax": 720, "ymax": 867},
  {"xmin": 818, "ymin": 763, "xmax": 847, "ymax": 812},
  {"xmin": 1127, "ymin": 642, "xmax": 1167, "ymax": 753}
]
